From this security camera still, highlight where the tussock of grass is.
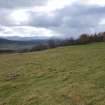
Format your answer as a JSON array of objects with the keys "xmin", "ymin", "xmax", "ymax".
[{"xmin": 0, "ymin": 43, "xmax": 105, "ymax": 105}]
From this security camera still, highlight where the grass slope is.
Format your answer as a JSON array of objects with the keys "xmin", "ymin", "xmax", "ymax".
[{"xmin": 0, "ymin": 43, "xmax": 105, "ymax": 105}]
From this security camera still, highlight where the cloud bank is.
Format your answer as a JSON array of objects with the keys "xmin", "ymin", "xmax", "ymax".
[{"xmin": 0, "ymin": 0, "xmax": 105, "ymax": 38}]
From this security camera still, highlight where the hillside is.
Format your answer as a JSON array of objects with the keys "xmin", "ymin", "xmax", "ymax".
[
  {"xmin": 0, "ymin": 43, "xmax": 105, "ymax": 105},
  {"xmin": 0, "ymin": 38, "xmax": 63, "ymax": 52}
]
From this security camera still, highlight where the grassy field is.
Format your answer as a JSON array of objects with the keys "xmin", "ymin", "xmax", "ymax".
[{"xmin": 0, "ymin": 43, "xmax": 105, "ymax": 105}]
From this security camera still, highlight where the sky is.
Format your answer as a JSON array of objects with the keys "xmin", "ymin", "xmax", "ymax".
[{"xmin": 0, "ymin": 0, "xmax": 105, "ymax": 38}]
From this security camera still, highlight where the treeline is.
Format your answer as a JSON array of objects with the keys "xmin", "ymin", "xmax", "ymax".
[
  {"xmin": 78, "ymin": 32, "xmax": 105, "ymax": 44},
  {"xmin": 30, "ymin": 32, "xmax": 105, "ymax": 52},
  {"xmin": 61, "ymin": 32, "xmax": 105, "ymax": 46},
  {"xmin": 0, "ymin": 31, "xmax": 105, "ymax": 53}
]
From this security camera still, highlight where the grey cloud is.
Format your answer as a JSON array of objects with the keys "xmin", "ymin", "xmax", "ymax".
[
  {"xmin": 22, "ymin": 4, "xmax": 105, "ymax": 37},
  {"xmin": 28, "ymin": 4, "xmax": 105, "ymax": 37},
  {"xmin": 29, "ymin": 4, "xmax": 105, "ymax": 29},
  {"xmin": 50, "ymin": 4, "xmax": 105, "ymax": 37},
  {"xmin": 0, "ymin": 10, "xmax": 10, "ymax": 26},
  {"xmin": 1, "ymin": 1, "xmax": 105, "ymax": 38},
  {"xmin": 29, "ymin": 11, "xmax": 62, "ymax": 28},
  {"xmin": 0, "ymin": 0, "xmax": 47, "ymax": 9}
]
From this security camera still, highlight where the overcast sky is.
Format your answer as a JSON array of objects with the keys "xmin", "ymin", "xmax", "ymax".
[{"xmin": 0, "ymin": 0, "xmax": 105, "ymax": 38}]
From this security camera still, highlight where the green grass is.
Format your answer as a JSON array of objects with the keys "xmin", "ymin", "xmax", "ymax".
[{"xmin": 0, "ymin": 43, "xmax": 105, "ymax": 105}]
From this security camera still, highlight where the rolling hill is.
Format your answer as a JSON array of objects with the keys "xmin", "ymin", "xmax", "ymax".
[
  {"xmin": 0, "ymin": 43, "xmax": 105, "ymax": 105},
  {"xmin": 0, "ymin": 37, "xmax": 63, "ymax": 52},
  {"xmin": 0, "ymin": 38, "xmax": 51, "ymax": 52}
]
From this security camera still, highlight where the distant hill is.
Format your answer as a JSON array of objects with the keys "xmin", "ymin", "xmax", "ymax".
[
  {"xmin": 0, "ymin": 37, "xmax": 63, "ymax": 52},
  {"xmin": 0, "ymin": 38, "xmax": 13, "ymax": 44},
  {"xmin": 0, "ymin": 37, "xmax": 48, "ymax": 44},
  {"xmin": 0, "ymin": 37, "xmax": 49, "ymax": 52}
]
